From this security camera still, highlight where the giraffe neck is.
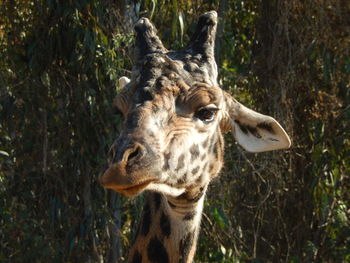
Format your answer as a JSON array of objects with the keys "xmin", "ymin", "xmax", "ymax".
[{"xmin": 128, "ymin": 188, "xmax": 207, "ymax": 263}]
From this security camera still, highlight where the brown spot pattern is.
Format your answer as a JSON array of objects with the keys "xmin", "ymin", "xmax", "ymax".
[
  {"xmin": 141, "ymin": 204, "xmax": 151, "ymax": 236},
  {"xmin": 202, "ymin": 139, "xmax": 209, "ymax": 148},
  {"xmin": 160, "ymin": 212, "xmax": 171, "ymax": 237},
  {"xmin": 147, "ymin": 237, "xmax": 169, "ymax": 263},
  {"xmin": 153, "ymin": 193, "xmax": 161, "ymax": 211},
  {"xmin": 179, "ymin": 232, "xmax": 195, "ymax": 263},
  {"xmin": 162, "ymin": 152, "xmax": 171, "ymax": 171},
  {"xmin": 176, "ymin": 154, "xmax": 185, "ymax": 171},
  {"xmin": 183, "ymin": 211, "xmax": 196, "ymax": 221},
  {"xmin": 131, "ymin": 250, "xmax": 142, "ymax": 263},
  {"xmin": 191, "ymin": 166, "xmax": 200, "ymax": 176},
  {"xmin": 190, "ymin": 144, "xmax": 200, "ymax": 161}
]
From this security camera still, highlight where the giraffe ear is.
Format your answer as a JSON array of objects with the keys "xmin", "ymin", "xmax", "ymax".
[
  {"xmin": 223, "ymin": 92, "xmax": 291, "ymax": 152},
  {"xmin": 118, "ymin": 76, "xmax": 130, "ymax": 89},
  {"xmin": 113, "ymin": 76, "xmax": 132, "ymax": 115}
]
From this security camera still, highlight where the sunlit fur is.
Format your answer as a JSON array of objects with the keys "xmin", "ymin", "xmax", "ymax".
[
  {"xmin": 113, "ymin": 82, "xmax": 225, "ymax": 194},
  {"xmin": 100, "ymin": 11, "xmax": 290, "ymax": 263}
]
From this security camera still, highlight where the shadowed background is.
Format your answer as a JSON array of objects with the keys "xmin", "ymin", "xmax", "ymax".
[{"xmin": 0, "ymin": 0, "xmax": 349, "ymax": 262}]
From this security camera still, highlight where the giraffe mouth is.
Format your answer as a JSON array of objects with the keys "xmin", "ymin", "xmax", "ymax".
[
  {"xmin": 100, "ymin": 179, "xmax": 155, "ymax": 197},
  {"xmin": 99, "ymin": 160, "xmax": 160, "ymax": 197}
]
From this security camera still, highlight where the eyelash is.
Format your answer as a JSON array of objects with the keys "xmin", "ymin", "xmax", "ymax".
[{"xmin": 195, "ymin": 107, "xmax": 219, "ymax": 123}]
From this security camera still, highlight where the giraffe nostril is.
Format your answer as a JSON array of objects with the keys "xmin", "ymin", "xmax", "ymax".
[
  {"xmin": 123, "ymin": 143, "xmax": 143, "ymax": 164},
  {"xmin": 128, "ymin": 147, "xmax": 140, "ymax": 161}
]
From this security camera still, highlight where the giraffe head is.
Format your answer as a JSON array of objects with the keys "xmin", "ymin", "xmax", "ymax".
[{"xmin": 99, "ymin": 11, "xmax": 291, "ymax": 198}]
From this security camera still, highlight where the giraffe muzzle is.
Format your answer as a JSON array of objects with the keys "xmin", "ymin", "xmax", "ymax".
[{"xmin": 99, "ymin": 142, "xmax": 161, "ymax": 197}]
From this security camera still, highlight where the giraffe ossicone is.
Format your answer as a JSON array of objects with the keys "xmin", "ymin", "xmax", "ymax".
[{"xmin": 100, "ymin": 11, "xmax": 291, "ymax": 263}]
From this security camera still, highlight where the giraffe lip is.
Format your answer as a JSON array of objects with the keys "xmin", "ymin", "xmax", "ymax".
[
  {"xmin": 118, "ymin": 179, "xmax": 154, "ymax": 191},
  {"xmin": 101, "ymin": 179, "xmax": 156, "ymax": 197}
]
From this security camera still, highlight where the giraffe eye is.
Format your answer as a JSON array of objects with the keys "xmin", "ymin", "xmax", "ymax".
[
  {"xmin": 114, "ymin": 107, "xmax": 124, "ymax": 118},
  {"xmin": 195, "ymin": 108, "xmax": 219, "ymax": 122}
]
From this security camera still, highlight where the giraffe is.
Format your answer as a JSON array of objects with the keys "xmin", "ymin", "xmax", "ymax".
[{"xmin": 99, "ymin": 11, "xmax": 291, "ymax": 263}]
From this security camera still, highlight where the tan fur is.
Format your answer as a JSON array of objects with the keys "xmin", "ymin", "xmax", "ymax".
[{"xmin": 101, "ymin": 11, "xmax": 290, "ymax": 263}]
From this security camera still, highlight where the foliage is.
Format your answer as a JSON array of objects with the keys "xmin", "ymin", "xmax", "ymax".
[
  {"xmin": 1, "ymin": 0, "xmax": 349, "ymax": 262},
  {"xmin": 0, "ymin": 0, "xmax": 133, "ymax": 261}
]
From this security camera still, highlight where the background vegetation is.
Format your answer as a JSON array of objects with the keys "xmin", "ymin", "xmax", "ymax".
[{"xmin": 0, "ymin": 0, "xmax": 349, "ymax": 262}]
